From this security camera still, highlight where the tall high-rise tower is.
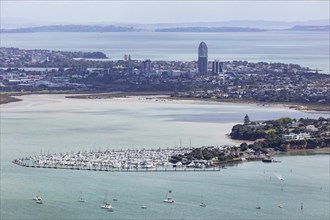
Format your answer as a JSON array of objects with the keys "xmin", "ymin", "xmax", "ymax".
[{"xmin": 198, "ymin": 42, "xmax": 208, "ymax": 75}]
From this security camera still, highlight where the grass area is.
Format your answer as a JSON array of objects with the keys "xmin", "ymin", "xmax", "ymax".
[{"xmin": 264, "ymin": 129, "xmax": 276, "ymax": 133}]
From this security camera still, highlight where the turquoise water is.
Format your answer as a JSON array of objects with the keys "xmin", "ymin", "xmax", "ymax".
[
  {"xmin": 1, "ymin": 31, "xmax": 329, "ymax": 73},
  {"xmin": 0, "ymin": 95, "xmax": 329, "ymax": 219}
]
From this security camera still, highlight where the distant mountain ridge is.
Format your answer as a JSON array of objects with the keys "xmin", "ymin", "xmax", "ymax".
[
  {"xmin": 289, "ymin": 25, "xmax": 329, "ymax": 31},
  {"xmin": 155, "ymin": 27, "xmax": 266, "ymax": 32},
  {"xmin": 1, "ymin": 24, "xmax": 329, "ymax": 33},
  {"xmin": 0, "ymin": 25, "xmax": 136, "ymax": 33},
  {"xmin": 1, "ymin": 18, "xmax": 328, "ymax": 29},
  {"xmin": 140, "ymin": 19, "xmax": 329, "ymax": 29}
]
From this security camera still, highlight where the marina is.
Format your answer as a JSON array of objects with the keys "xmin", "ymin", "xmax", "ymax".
[{"xmin": 12, "ymin": 146, "xmax": 264, "ymax": 172}]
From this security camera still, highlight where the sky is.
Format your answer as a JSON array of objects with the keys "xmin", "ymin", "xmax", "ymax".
[{"xmin": 1, "ymin": 0, "xmax": 329, "ymax": 26}]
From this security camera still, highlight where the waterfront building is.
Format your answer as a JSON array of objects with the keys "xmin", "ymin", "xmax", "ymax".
[{"xmin": 198, "ymin": 42, "xmax": 208, "ymax": 75}]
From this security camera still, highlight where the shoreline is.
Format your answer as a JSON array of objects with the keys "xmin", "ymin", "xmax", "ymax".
[
  {"xmin": 66, "ymin": 92, "xmax": 329, "ymax": 112},
  {"xmin": 1, "ymin": 92, "xmax": 329, "ymax": 112},
  {"xmin": 276, "ymin": 147, "xmax": 330, "ymax": 156},
  {"xmin": 262, "ymin": 146, "xmax": 330, "ymax": 157}
]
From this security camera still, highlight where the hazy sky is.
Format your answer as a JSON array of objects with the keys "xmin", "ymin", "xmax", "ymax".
[{"xmin": 1, "ymin": 0, "xmax": 329, "ymax": 25}]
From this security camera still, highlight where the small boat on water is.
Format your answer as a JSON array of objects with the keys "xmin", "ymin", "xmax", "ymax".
[
  {"xmin": 36, "ymin": 199, "xmax": 43, "ymax": 204},
  {"xmin": 256, "ymin": 204, "xmax": 261, "ymax": 209},
  {"xmin": 101, "ymin": 192, "xmax": 113, "ymax": 211},
  {"xmin": 163, "ymin": 197, "xmax": 175, "ymax": 203},
  {"xmin": 33, "ymin": 195, "xmax": 42, "ymax": 201},
  {"xmin": 141, "ymin": 205, "xmax": 147, "ymax": 209},
  {"xmin": 163, "ymin": 190, "xmax": 175, "ymax": 203},
  {"xmin": 34, "ymin": 196, "xmax": 43, "ymax": 204},
  {"xmin": 101, "ymin": 203, "xmax": 113, "ymax": 211},
  {"xmin": 278, "ymin": 204, "xmax": 283, "ymax": 208},
  {"xmin": 78, "ymin": 192, "xmax": 86, "ymax": 202},
  {"xmin": 200, "ymin": 195, "xmax": 206, "ymax": 207}
]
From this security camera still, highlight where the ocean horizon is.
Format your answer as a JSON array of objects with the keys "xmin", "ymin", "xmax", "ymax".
[{"xmin": 1, "ymin": 31, "xmax": 329, "ymax": 73}]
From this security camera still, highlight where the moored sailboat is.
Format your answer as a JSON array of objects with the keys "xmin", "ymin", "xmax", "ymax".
[
  {"xmin": 33, "ymin": 193, "xmax": 43, "ymax": 204},
  {"xmin": 101, "ymin": 192, "xmax": 113, "ymax": 211},
  {"xmin": 163, "ymin": 190, "xmax": 174, "ymax": 203},
  {"xmin": 78, "ymin": 192, "xmax": 86, "ymax": 202},
  {"xmin": 200, "ymin": 195, "xmax": 206, "ymax": 207}
]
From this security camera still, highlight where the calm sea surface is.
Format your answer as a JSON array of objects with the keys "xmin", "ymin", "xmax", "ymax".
[
  {"xmin": 0, "ymin": 31, "xmax": 329, "ymax": 73},
  {"xmin": 0, "ymin": 95, "xmax": 329, "ymax": 219}
]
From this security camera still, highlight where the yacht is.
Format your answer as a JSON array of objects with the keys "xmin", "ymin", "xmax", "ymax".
[
  {"xmin": 78, "ymin": 192, "xmax": 86, "ymax": 202},
  {"xmin": 163, "ymin": 190, "xmax": 174, "ymax": 203},
  {"xmin": 163, "ymin": 197, "xmax": 175, "ymax": 203},
  {"xmin": 33, "ymin": 195, "xmax": 42, "ymax": 201},
  {"xmin": 200, "ymin": 195, "xmax": 206, "ymax": 207},
  {"xmin": 101, "ymin": 203, "xmax": 113, "ymax": 211},
  {"xmin": 36, "ymin": 199, "xmax": 43, "ymax": 204},
  {"xmin": 101, "ymin": 192, "xmax": 113, "ymax": 211},
  {"xmin": 34, "ymin": 196, "xmax": 43, "ymax": 204}
]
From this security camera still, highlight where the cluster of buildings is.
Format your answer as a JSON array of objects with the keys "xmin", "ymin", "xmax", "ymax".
[
  {"xmin": 0, "ymin": 68, "xmax": 86, "ymax": 90},
  {"xmin": 0, "ymin": 47, "xmax": 70, "ymax": 67},
  {"xmin": 0, "ymin": 47, "xmax": 107, "ymax": 67},
  {"xmin": 283, "ymin": 121, "xmax": 328, "ymax": 140},
  {"xmin": 0, "ymin": 45, "xmax": 329, "ymax": 106}
]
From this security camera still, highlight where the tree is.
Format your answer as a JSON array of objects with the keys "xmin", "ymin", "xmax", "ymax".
[
  {"xmin": 240, "ymin": 143, "xmax": 248, "ymax": 151},
  {"xmin": 244, "ymin": 114, "xmax": 250, "ymax": 125}
]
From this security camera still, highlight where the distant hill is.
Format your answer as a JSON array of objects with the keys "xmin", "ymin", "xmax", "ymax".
[
  {"xmin": 1, "ymin": 23, "xmax": 329, "ymax": 33},
  {"xmin": 155, "ymin": 27, "xmax": 266, "ymax": 32},
  {"xmin": 1, "ymin": 18, "xmax": 329, "ymax": 30},
  {"xmin": 0, "ymin": 25, "xmax": 137, "ymax": 33},
  {"xmin": 289, "ymin": 25, "xmax": 330, "ymax": 31},
  {"xmin": 135, "ymin": 19, "xmax": 330, "ymax": 30}
]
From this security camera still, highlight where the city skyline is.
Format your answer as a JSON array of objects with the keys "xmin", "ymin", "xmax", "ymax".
[{"xmin": 1, "ymin": 1, "xmax": 329, "ymax": 28}]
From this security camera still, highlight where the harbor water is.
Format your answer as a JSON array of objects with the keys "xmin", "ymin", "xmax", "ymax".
[
  {"xmin": 0, "ymin": 95, "xmax": 329, "ymax": 219},
  {"xmin": 1, "ymin": 31, "xmax": 329, "ymax": 73}
]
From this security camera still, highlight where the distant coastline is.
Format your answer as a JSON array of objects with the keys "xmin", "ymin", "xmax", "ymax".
[{"xmin": 1, "ymin": 24, "xmax": 329, "ymax": 33}]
